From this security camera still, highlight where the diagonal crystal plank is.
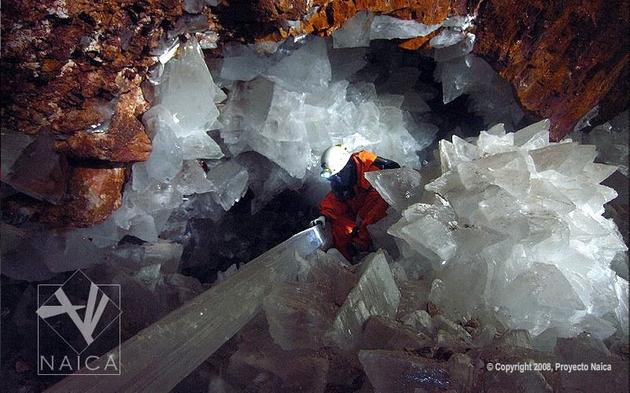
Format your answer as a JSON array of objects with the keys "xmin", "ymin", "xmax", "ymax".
[{"xmin": 46, "ymin": 225, "xmax": 331, "ymax": 393}]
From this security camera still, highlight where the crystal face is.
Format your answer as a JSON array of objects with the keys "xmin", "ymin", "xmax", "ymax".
[{"xmin": 375, "ymin": 120, "xmax": 629, "ymax": 339}]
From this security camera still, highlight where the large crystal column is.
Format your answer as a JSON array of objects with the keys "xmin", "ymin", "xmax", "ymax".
[{"xmin": 46, "ymin": 225, "xmax": 331, "ymax": 393}]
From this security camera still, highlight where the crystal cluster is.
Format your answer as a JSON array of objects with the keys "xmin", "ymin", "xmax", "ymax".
[
  {"xmin": 378, "ymin": 120, "xmax": 629, "ymax": 340},
  {"xmin": 331, "ymin": 11, "xmax": 524, "ymax": 131},
  {"xmin": 76, "ymin": 37, "xmax": 248, "ymax": 246},
  {"xmin": 3, "ymin": 32, "xmax": 443, "ymax": 280},
  {"xmin": 217, "ymin": 244, "xmax": 627, "ymax": 393},
  {"xmin": 326, "ymin": 251, "xmax": 401, "ymax": 350},
  {"xmin": 364, "ymin": 167, "xmax": 424, "ymax": 211},
  {"xmin": 219, "ymin": 36, "xmax": 435, "ymax": 184},
  {"xmin": 331, "ymin": 12, "xmax": 447, "ymax": 49},
  {"xmin": 429, "ymin": 20, "xmax": 525, "ymax": 131}
]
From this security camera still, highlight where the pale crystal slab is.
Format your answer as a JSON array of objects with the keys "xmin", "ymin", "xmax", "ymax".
[
  {"xmin": 263, "ymin": 281, "xmax": 338, "ymax": 350},
  {"xmin": 157, "ymin": 36, "xmax": 224, "ymax": 133},
  {"xmin": 205, "ymin": 160, "xmax": 249, "ymax": 211},
  {"xmin": 332, "ymin": 11, "xmax": 373, "ymax": 48},
  {"xmin": 46, "ymin": 226, "xmax": 331, "ymax": 393},
  {"xmin": 370, "ymin": 15, "xmax": 441, "ymax": 40},
  {"xmin": 512, "ymin": 119, "xmax": 550, "ymax": 149},
  {"xmin": 364, "ymin": 168, "xmax": 423, "ymax": 211},
  {"xmin": 327, "ymin": 250, "xmax": 401, "ymax": 350},
  {"xmin": 264, "ymin": 36, "xmax": 332, "ymax": 93},
  {"xmin": 430, "ymin": 29, "xmax": 466, "ymax": 48},
  {"xmin": 583, "ymin": 111, "xmax": 629, "ymax": 176},
  {"xmin": 173, "ymin": 160, "xmax": 215, "ymax": 195},
  {"xmin": 220, "ymin": 44, "xmax": 271, "ymax": 81}
]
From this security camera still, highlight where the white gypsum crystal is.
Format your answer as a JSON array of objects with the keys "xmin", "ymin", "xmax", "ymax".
[
  {"xmin": 157, "ymin": 37, "xmax": 225, "ymax": 134},
  {"xmin": 173, "ymin": 160, "xmax": 215, "ymax": 195},
  {"xmin": 332, "ymin": 11, "xmax": 374, "ymax": 48},
  {"xmin": 370, "ymin": 15, "xmax": 441, "ymax": 40},
  {"xmin": 364, "ymin": 167, "xmax": 423, "ymax": 211},
  {"xmin": 206, "ymin": 160, "xmax": 249, "ymax": 211},
  {"xmin": 326, "ymin": 250, "xmax": 401, "ymax": 350},
  {"xmin": 264, "ymin": 36, "xmax": 332, "ymax": 93},
  {"xmin": 582, "ymin": 111, "xmax": 629, "ymax": 176},
  {"xmin": 383, "ymin": 120, "xmax": 628, "ymax": 339},
  {"xmin": 434, "ymin": 53, "xmax": 524, "ymax": 130}
]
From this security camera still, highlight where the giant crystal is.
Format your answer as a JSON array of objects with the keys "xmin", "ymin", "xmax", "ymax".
[
  {"xmin": 332, "ymin": 12, "xmax": 442, "ymax": 48},
  {"xmin": 46, "ymin": 226, "xmax": 331, "ymax": 393},
  {"xmin": 263, "ymin": 281, "xmax": 338, "ymax": 351},
  {"xmin": 264, "ymin": 37, "xmax": 332, "ymax": 93},
  {"xmin": 364, "ymin": 168, "xmax": 423, "ymax": 211},
  {"xmin": 434, "ymin": 53, "xmax": 524, "ymax": 130},
  {"xmin": 150, "ymin": 37, "xmax": 225, "ymax": 161},
  {"xmin": 78, "ymin": 36, "xmax": 229, "ymax": 245},
  {"xmin": 332, "ymin": 12, "xmax": 373, "ymax": 48},
  {"xmin": 157, "ymin": 36, "xmax": 226, "ymax": 133},
  {"xmin": 235, "ymin": 151, "xmax": 301, "ymax": 213},
  {"xmin": 578, "ymin": 111, "xmax": 629, "ymax": 176},
  {"xmin": 205, "ymin": 160, "xmax": 249, "ymax": 211},
  {"xmin": 220, "ymin": 43, "xmax": 272, "ymax": 82},
  {"xmin": 219, "ymin": 36, "xmax": 431, "ymax": 184},
  {"xmin": 326, "ymin": 250, "xmax": 401, "ymax": 350},
  {"xmin": 261, "ymin": 248, "xmax": 358, "ymax": 352},
  {"xmin": 370, "ymin": 15, "xmax": 441, "ymax": 40},
  {"xmin": 137, "ymin": 105, "xmax": 184, "ymax": 187},
  {"xmin": 383, "ymin": 120, "xmax": 629, "ymax": 340}
]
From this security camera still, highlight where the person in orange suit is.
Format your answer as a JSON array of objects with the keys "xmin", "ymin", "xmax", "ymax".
[{"xmin": 311, "ymin": 145, "xmax": 400, "ymax": 262}]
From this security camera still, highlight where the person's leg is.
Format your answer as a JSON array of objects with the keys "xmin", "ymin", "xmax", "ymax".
[
  {"xmin": 320, "ymin": 191, "xmax": 356, "ymax": 259},
  {"xmin": 354, "ymin": 189, "xmax": 390, "ymax": 251},
  {"xmin": 330, "ymin": 215, "xmax": 356, "ymax": 260}
]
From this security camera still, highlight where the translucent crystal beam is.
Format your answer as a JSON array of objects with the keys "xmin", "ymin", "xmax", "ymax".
[{"xmin": 46, "ymin": 226, "xmax": 331, "ymax": 393}]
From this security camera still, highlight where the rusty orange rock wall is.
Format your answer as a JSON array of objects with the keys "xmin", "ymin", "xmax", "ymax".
[
  {"xmin": 44, "ymin": 166, "xmax": 127, "ymax": 227},
  {"xmin": 1, "ymin": 0, "xmax": 185, "ymax": 226},
  {"xmin": 473, "ymin": 0, "xmax": 629, "ymax": 140},
  {"xmin": 249, "ymin": 0, "xmax": 458, "ymax": 41}
]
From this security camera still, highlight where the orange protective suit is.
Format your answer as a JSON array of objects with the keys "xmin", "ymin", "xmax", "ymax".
[{"xmin": 319, "ymin": 150, "xmax": 390, "ymax": 260}]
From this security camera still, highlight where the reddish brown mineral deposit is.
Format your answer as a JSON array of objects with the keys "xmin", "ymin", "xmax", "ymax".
[{"xmin": 473, "ymin": 0, "xmax": 628, "ymax": 140}]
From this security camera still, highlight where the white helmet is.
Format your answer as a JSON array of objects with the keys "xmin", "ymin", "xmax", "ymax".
[{"xmin": 320, "ymin": 144, "xmax": 351, "ymax": 179}]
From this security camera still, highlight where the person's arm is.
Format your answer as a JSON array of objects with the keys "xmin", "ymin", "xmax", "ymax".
[
  {"xmin": 319, "ymin": 191, "xmax": 349, "ymax": 221},
  {"xmin": 374, "ymin": 156, "xmax": 400, "ymax": 169}
]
